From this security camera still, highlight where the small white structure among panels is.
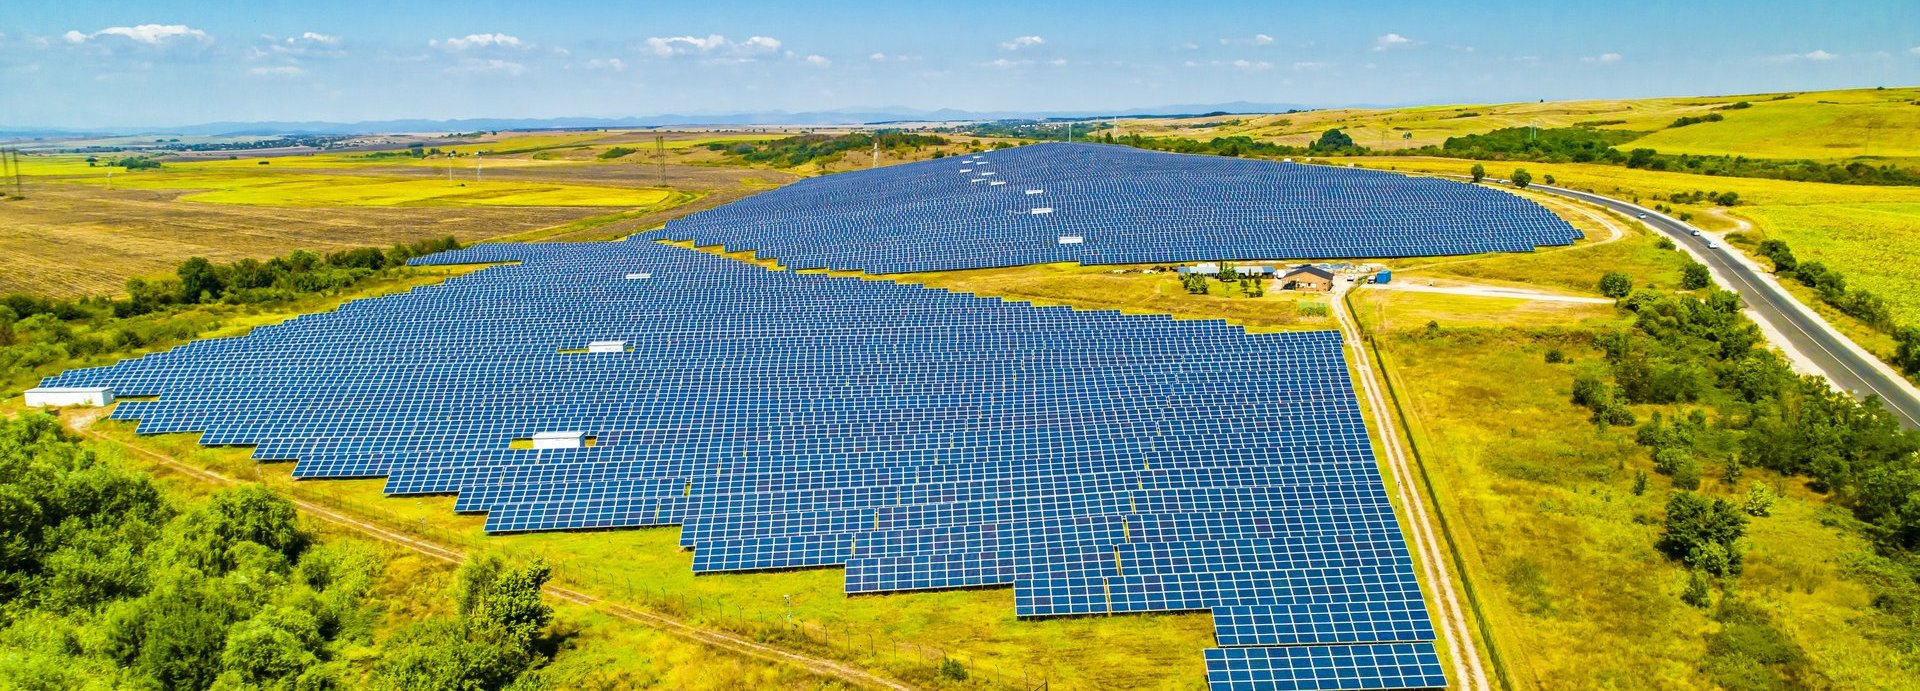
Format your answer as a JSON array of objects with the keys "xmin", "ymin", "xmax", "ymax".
[
  {"xmin": 23, "ymin": 386, "xmax": 114, "ymax": 408},
  {"xmin": 529, "ymin": 431, "xmax": 586, "ymax": 450},
  {"xmin": 625, "ymin": 272, "xmax": 652, "ymax": 280},
  {"xmin": 1030, "ymin": 207, "xmax": 1054, "ymax": 215},
  {"xmin": 586, "ymin": 340, "xmax": 628, "ymax": 354},
  {"xmin": 1058, "ymin": 236, "xmax": 1085, "ymax": 245}
]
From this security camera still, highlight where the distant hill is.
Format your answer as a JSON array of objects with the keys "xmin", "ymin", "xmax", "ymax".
[
  {"xmin": 1107, "ymin": 87, "xmax": 1920, "ymax": 164},
  {"xmin": 0, "ymin": 102, "xmax": 1314, "ymax": 139}
]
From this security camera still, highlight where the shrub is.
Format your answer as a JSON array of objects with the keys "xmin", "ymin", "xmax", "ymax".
[
  {"xmin": 1744, "ymin": 485, "xmax": 1776, "ymax": 517},
  {"xmin": 1598, "ymin": 272, "xmax": 1634, "ymax": 298},
  {"xmin": 1682, "ymin": 262, "xmax": 1712, "ymax": 290},
  {"xmin": 1658, "ymin": 491, "xmax": 1748, "ymax": 576}
]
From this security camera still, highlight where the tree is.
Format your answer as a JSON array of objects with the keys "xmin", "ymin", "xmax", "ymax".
[
  {"xmin": 1511, "ymin": 168, "xmax": 1533, "ymax": 189},
  {"xmin": 1658, "ymin": 491, "xmax": 1748, "ymax": 576},
  {"xmin": 1311, "ymin": 128, "xmax": 1355, "ymax": 151},
  {"xmin": 1469, "ymin": 163, "xmax": 1486, "ymax": 183},
  {"xmin": 1893, "ymin": 326, "xmax": 1920, "ymax": 376},
  {"xmin": 1598, "ymin": 272, "xmax": 1634, "ymax": 299},
  {"xmin": 1683, "ymin": 262, "xmax": 1712, "ymax": 290},
  {"xmin": 220, "ymin": 606, "xmax": 323, "ymax": 685},
  {"xmin": 176, "ymin": 257, "xmax": 224, "ymax": 304}
]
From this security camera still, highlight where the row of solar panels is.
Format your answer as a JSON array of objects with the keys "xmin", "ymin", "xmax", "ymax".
[
  {"xmin": 43, "ymin": 153, "xmax": 1452, "ymax": 689},
  {"xmin": 649, "ymin": 141, "xmax": 1576, "ymax": 275}
]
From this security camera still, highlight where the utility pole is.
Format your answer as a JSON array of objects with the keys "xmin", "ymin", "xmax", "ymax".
[
  {"xmin": 475, "ymin": 152, "xmax": 483, "ymax": 183},
  {"xmin": 871, "ymin": 134, "xmax": 879, "ymax": 168}
]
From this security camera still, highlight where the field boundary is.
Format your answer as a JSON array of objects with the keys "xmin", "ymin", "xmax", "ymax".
[{"xmin": 1331, "ymin": 285, "xmax": 1489, "ymax": 691}]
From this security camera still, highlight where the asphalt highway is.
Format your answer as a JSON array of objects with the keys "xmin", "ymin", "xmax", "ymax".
[{"xmin": 1518, "ymin": 180, "xmax": 1920, "ymax": 429}]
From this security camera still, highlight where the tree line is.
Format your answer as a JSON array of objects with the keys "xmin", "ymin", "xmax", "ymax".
[
  {"xmin": 0, "ymin": 413, "xmax": 557, "ymax": 690},
  {"xmin": 705, "ymin": 132, "xmax": 951, "ymax": 168},
  {"xmin": 1098, "ymin": 125, "xmax": 1920, "ymax": 187},
  {"xmin": 1, "ymin": 237, "xmax": 460, "ymax": 391}
]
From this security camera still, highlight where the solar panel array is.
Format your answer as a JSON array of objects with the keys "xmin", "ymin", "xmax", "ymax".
[
  {"xmin": 652, "ymin": 141, "xmax": 1579, "ymax": 274},
  {"xmin": 36, "ymin": 144, "xmax": 1474, "ymax": 690}
]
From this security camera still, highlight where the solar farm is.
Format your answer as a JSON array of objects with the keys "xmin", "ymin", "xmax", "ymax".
[
  {"xmin": 32, "ymin": 143, "xmax": 1591, "ymax": 691},
  {"xmin": 653, "ymin": 142, "xmax": 1581, "ymax": 273}
]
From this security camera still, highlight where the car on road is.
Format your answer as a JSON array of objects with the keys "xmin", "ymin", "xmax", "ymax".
[
  {"xmin": 1637, "ymin": 213, "xmax": 1647, "ymax": 219},
  {"xmin": 1691, "ymin": 229, "xmax": 1702, "ymax": 236},
  {"xmin": 1707, "ymin": 241, "xmax": 1719, "ymax": 249}
]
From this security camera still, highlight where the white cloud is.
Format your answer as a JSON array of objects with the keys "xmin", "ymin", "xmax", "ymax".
[
  {"xmin": 1582, "ymin": 52, "xmax": 1623, "ymax": 64},
  {"xmin": 989, "ymin": 58, "xmax": 1028, "ymax": 68},
  {"xmin": 451, "ymin": 58, "xmax": 526, "ymax": 75},
  {"xmin": 867, "ymin": 52, "xmax": 921, "ymax": 62},
  {"xmin": 869, "ymin": 52, "xmax": 887, "ymax": 61},
  {"xmin": 1219, "ymin": 34, "xmax": 1274, "ymax": 46},
  {"xmin": 803, "ymin": 54, "xmax": 831, "ymax": 67},
  {"xmin": 1911, "ymin": 46, "xmax": 1920, "ymax": 55},
  {"xmin": 431, "ymin": 33, "xmax": 524, "ymax": 51},
  {"xmin": 1231, "ymin": 59, "xmax": 1273, "ymax": 70},
  {"xmin": 1769, "ymin": 49, "xmax": 1837, "ymax": 62},
  {"xmin": 1179, "ymin": 41, "xmax": 1199, "ymax": 51},
  {"xmin": 1048, "ymin": 58, "xmax": 1068, "ymax": 66},
  {"xmin": 643, "ymin": 34, "xmax": 781, "ymax": 58},
  {"xmin": 247, "ymin": 65, "xmax": 304, "ymax": 76},
  {"xmin": 585, "ymin": 57, "xmax": 625, "ymax": 72},
  {"xmin": 1372, "ymin": 33, "xmax": 1414, "ymax": 51},
  {"xmin": 298, "ymin": 31, "xmax": 338, "ymax": 45},
  {"xmin": 999, "ymin": 35, "xmax": 1044, "ymax": 51},
  {"xmin": 64, "ymin": 24, "xmax": 210, "ymax": 46},
  {"xmin": 1291, "ymin": 61, "xmax": 1330, "ymax": 71}
]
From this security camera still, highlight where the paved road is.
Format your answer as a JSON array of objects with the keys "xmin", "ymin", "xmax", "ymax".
[{"xmin": 1494, "ymin": 179, "xmax": 1920, "ymax": 429}]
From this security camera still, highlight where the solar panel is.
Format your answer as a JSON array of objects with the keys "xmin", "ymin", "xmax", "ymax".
[
  {"xmin": 650, "ymin": 141, "xmax": 1580, "ymax": 274},
  {"xmin": 33, "ymin": 142, "xmax": 1497, "ymax": 690}
]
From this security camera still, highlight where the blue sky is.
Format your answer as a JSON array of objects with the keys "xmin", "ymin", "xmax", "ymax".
[{"xmin": 3, "ymin": 0, "xmax": 1917, "ymax": 129}]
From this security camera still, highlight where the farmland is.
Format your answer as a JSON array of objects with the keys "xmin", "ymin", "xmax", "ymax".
[{"xmin": 0, "ymin": 132, "xmax": 805, "ymax": 298}]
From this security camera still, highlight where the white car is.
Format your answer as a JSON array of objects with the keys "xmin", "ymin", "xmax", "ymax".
[
  {"xmin": 1637, "ymin": 213, "xmax": 1648, "ymax": 219},
  {"xmin": 1706, "ymin": 241, "xmax": 1719, "ymax": 249},
  {"xmin": 1690, "ymin": 230, "xmax": 1702, "ymax": 236}
]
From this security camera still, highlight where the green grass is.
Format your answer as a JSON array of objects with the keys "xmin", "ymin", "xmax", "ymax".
[
  {"xmin": 1368, "ymin": 326, "xmax": 1920, "ymax": 688},
  {"xmin": 1117, "ymin": 87, "xmax": 1920, "ymax": 162},
  {"xmin": 1625, "ymin": 89, "xmax": 1920, "ymax": 161},
  {"xmin": 110, "ymin": 439, "xmax": 848, "ymax": 690},
  {"xmin": 85, "ymin": 424, "xmax": 1221, "ymax": 690},
  {"xmin": 64, "ymin": 170, "xmax": 675, "ymax": 207},
  {"xmin": 1734, "ymin": 203, "xmax": 1920, "ymax": 324},
  {"xmin": 1349, "ymin": 289, "xmax": 1620, "ymax": 332},
  {"xmin": 1348, "ymin": 206, "xmax": 1920, "ymax": 688}
]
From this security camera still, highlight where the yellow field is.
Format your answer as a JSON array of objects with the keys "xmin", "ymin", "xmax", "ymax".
[
  {"xmin": 1119, "ymin": 87, "xmax": 1920, "ymax": 161},
  {"xmin": 66, "ymin": 169, "xmax": 675, "ymax": 207},
  {"xmin": 1736, "ymin": 202, "xmax": 1920, "ymax": 323}
]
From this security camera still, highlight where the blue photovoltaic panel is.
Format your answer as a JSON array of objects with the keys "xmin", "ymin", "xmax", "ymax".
[
  {"xmin": 35, "ymin": 142, "xmax": 1494, "ymax": 690},
  {"xmin": 651, "ymin": 142, "xmax": 1580, "ymax": 274},
  {"xmin": 1205, "ymin": 643, "xmax": 1448, "ymax": 691}
]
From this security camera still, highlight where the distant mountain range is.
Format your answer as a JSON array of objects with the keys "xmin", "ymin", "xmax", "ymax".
[{"xmin": 0, "ymin": 102, "xmax": 1319, "ymax": 138}]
